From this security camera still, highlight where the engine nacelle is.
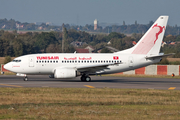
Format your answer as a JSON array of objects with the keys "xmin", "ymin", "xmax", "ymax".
[{"xmin": 54, "ymin": 68, "xmax": 77, "ymax": 78}]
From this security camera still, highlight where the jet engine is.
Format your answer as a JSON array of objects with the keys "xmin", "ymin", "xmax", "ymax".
[{"xmin": 54, "ymin": 68, "xmax": 77, "ymax": 78}]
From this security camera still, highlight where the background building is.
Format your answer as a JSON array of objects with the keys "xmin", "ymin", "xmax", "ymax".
[{"xmin": 94, "ymin": 19, "xmax": 98, "ymax": 30}]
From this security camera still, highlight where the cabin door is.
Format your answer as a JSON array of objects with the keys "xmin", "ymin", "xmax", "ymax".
[{"xmin": 29, "ymin": 56, "xmax": 34, "ymax": 67}]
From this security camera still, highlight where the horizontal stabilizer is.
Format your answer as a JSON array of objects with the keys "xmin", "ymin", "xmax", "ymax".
[{"xmin": 145, "ymin": 53, "xmax": 175, "ymax": 59}]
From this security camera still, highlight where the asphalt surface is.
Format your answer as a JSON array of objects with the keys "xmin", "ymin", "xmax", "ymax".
[{"xmin": 0, "ymin": 75, "xmax": 179, "ymax": 90}]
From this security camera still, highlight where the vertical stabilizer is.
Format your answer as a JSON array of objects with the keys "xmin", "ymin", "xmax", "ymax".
[
  {"xmin": 132, "ymin": 16, "xmax": 168, "ymax": 55},
  {"xmin": 116, "ymin": 16, "xmax": 168, "ymax": 55}
]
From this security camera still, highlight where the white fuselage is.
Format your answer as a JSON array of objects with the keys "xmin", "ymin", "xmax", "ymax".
[{"xmin": 4, "ymin": 53, "xmax": 160, "ymax": 75}]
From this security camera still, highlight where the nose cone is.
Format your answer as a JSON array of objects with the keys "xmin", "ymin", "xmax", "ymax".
[{"xmin": 4, "ymin": 63, "xmax": 11, "ymax": 71}]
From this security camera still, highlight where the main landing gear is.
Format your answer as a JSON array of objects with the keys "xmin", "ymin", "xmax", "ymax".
[{"xmin": 80, "ymin": 74, "xmax": 91, "ymax": 82}]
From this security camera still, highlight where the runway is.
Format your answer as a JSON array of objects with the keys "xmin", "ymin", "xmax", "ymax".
[{"xmin": 0, "ymin": 75, "xmax": 179, "ymax": 90}]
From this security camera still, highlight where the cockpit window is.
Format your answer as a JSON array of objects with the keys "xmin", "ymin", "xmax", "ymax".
[{"xmin": 12, "ymin": 60, "xmax": 21, "ymax": 62}]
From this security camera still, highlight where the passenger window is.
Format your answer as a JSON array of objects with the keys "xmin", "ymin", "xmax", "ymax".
[
  {"xmin": 67, "ymin": 61, "xmax": 69, "ymax": 63},
  {"xmin": 72, "ymin": 61, "xmax": 74, "ymax": 63},
  {"xmin": 37, "ymin": 61, "xmax": 38, "ymax": 63},
  {"xmin": 78, "ymin": 61, "xmax": 80, "ymax": 63},
  {"xmin": 84, "ymin": 61, "xmax": 86, "ymax": 63},
  {"xmin": 62, "ymin": 61, "xmax": 64, "ymax": 63},
  {"xmin": 50, "ymin": 61, "xmax": 52, "ymax": 63},
  {"xmin": 75, "ymin": 61, "xmax": 77, "ymax": 63},
  {"xmin": 39, "ymin": 61, "xmax": 41, "ymax": 63},
  {"xmin": 87, "ymin": 61, "xmax": 89, "ymax": 63},
  {"xmin": 56, "ymin": 61, "xmax": 58, "ymax": 63},
  {"xmin": 45, "ymin": 61, "xmax": 46, "ymax": 63},
  {"xmin": 47, "ymin": 61, "xmax": 49, "ymax": 63}
]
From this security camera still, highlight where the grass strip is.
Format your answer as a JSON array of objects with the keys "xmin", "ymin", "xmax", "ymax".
[{"xmin": 0, "ymin": 88, "xmax": 179, "ymax": 119}]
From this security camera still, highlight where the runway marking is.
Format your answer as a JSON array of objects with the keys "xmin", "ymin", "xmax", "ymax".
[
  {"xmin": 84, "ymin": 85, "xmax": 95, "ymax": 88},
  {"xmin": 168, "ymin": 87, "xmax": 176, "ymax": 90},
  {"xmin": 0, "ymin": 84, "xmax": 23, "ymax": 88}
]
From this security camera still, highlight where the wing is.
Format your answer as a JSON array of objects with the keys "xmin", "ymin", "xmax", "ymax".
[{"xmin": 76, "ymin": 62, "xmax": 121, "ymax": 74}]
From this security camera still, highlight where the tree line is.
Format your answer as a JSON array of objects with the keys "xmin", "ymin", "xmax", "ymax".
[{"xmin": 0, "ymin": 29, "xmax": 180, "ymax": 58}]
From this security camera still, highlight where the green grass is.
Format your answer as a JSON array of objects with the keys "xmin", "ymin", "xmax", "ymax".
[{"xmin": 0, "ymin": 88, "xmax": 179, "ymax": 119}]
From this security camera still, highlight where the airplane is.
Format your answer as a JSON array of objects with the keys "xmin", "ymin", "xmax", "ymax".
[{"xmin": 4, "ymin": 16, "xmax": 171, "ymax": 82}]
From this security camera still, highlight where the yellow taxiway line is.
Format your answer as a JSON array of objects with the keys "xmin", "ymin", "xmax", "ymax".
[
  {"xmin": 168, "ymin": 87, "xmax": 176, "ymax": 90},
  {"xmin": 84, "ymin": 85, "xmax": 95, "ymax": 88}
]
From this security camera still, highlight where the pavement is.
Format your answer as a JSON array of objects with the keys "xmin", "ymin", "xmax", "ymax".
[{"xmin": 0, "ymin": 75, "xmax": 179, "ymax": 90}]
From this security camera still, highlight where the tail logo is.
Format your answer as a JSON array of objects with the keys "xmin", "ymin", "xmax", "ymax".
[
  {"xmin": 153, "ymin": 24, "xmax": 165, "ymax": 44},
  {"xmin": 132, "ymin": 24, "xmax": 165, "ymax": 54}
]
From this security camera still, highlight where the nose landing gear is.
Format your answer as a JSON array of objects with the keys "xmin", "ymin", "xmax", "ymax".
[{"xmin": 24, "ymin": 76, "xmax": 28, "ymax": 81}]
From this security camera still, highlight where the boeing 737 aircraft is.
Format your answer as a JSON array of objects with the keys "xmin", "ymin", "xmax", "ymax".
[{"xmin": 4, "ymin": 16, "xmax": 171, "ymax": 82}]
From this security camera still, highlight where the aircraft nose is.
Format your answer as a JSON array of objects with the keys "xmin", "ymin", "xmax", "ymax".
[{"xmin": 4, "ymin": 63, "xmax": 11, "ymax": 71}]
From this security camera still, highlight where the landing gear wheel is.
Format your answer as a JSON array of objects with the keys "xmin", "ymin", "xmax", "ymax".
[
  {"xmin": 80, "ymin": 75, "xmax": 91, "ymax": 82},
  {"xmin": 24, "ymin": 77, "xmax": 28, "ymax": 81},
  {"xmin": 85, "ymin": 76, "xmax": 91, "ymax": 82},
  {"xmin": 81, "ymin": 76, "xmax": 86, "ymax": 82}
]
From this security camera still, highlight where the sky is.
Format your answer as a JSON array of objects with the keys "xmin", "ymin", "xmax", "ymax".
[{"xmin": 0, "ymin": 0, "xmax": 180, "ymax": 26}]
